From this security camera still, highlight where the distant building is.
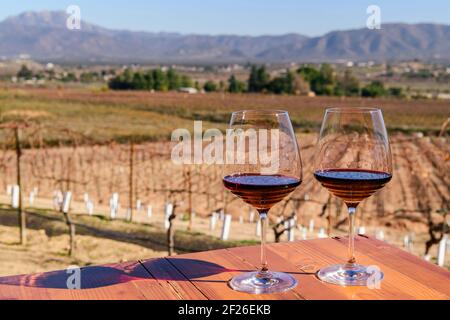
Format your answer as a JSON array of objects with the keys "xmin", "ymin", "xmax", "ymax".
[
  {"xmin": 178, "ymin": 87, "xmax": 198, "ymax": 94},
  {"xmin": 18, "ymin": 54, "xmax": 31, "ymax": 60},
  {"xmin": 437, "ymin": 93, "xmax": 450, "ymax": 100}
]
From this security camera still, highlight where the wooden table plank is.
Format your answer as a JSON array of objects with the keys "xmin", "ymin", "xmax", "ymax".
[
  {"xmin": 227, "ymin": 243, "xmax": 348, "ymax": 300},
  {"xmin": 0, "ymin": 238, "xmax": 448, "ymax": 300},
  {"xmin": 0, "ymin": 261, "xmax": 175, "ymax": 300},
  {"xmin": 305, "ymin": 237, "xmax": 449, "ymax": 300},
  {"xmin": 334, "ymin": 235, "xmax": 450, "ymax": 296},
  {"xmin": 139, "ymin": 258, "xmax": 208, "ymax": 300},
  {"xmin": 166, "ymin": 249, "xmax": 291, "ymax": 300},
  {"xmin": 284, "ymin": 239, "xmax": 415, "ymax": 300}
]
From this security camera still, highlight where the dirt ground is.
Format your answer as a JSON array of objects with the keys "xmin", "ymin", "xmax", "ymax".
[
  {"xmin": 0, "ymin": 205, "xmax": 261, "ymax": 277},
  {"xmin": 0, "ymin": 214, "xmax": 166, "ymax": 277}
]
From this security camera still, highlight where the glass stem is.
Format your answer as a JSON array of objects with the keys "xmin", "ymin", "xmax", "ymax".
[
  {"xmin": 258, "ymin": 211, "xmax": 269, "ymax": 275},
  {"xmin": 347, "ymin": 206, "xmax": 357, "ymax": 265}
]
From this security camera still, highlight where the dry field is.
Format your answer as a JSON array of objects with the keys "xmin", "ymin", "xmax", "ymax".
[{"xmin": 0, "ymin": 87, "xmax": 448, "ymax": 145}]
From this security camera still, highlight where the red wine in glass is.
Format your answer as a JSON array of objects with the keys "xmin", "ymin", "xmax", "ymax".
[
  {"xmin": 223, "ymin": 174, "xmax": 302, "ymax": 211},
  {"xmin": 313, "ymin": 107, "xmax": 393, "ymax": 287},
  {"xmin": 223, "ymin": 110, "xmax": 302, "ymax": 294},
  {"xmin": 314, "ymin": 169, "xmax": 392, "ymax": 207}
]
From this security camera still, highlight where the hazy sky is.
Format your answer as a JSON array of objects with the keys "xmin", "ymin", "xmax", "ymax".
[{"xmin": 1, "ymin": 0, "xmax": 449, "ymax": 36}]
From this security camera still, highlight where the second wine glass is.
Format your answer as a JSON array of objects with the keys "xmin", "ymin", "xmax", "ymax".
[
  {"xmin": 313, "ymin": 107, "xmax": 393, "ymax": 286},
  {"xmin": 223, "ymin": 110, "xmax": 302, "ymax": 294}
]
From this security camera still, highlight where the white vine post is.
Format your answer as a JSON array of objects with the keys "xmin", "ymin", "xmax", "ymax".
[
  {"xmin": 249, "ymin": 210, "xmax": 255, "ymax": 223},
  {"xmin": 29, "ymin": 191, "xmax": 35, "ymax": 206},
  {"xmin": 221, "ymin": 214, "xmax": 232, "ymax": 241},
  {"xmin": 210, "ymin": 212, "xmax": 217, "ymax": 231},
  {"xmin": 83, "ymin": 192, "xmax": 89, "ymax": 204},
  {"xmin": 358, "ymin": 226, "xmax": 366, "ymax": 235},
  {"xmin": 147, "ymin": 205, "xmax": 153, "ymax": 218},
  {"xmin": 437, "ymin": 234, "xmax": 448, "ymax": 267},
  {"xmin": 318, "ymin": 228, "xmax": 327, "ymax": 239},
  {"xmin": 110, "ymin": 193, "xmax": 119, "ymax": 219},
  {"xmin": 136, "ymin": 199, "xmax": 142, "ymax": 214},
  {"xmin": 164, "ymin": 202, "xmax": 174, "ymax": 230},
  {"xmin": 86, "ymin": 201, "xmax": 94, "ymax": 215},
  {"xmin": 11, "ymin": 185, "xmax": 20, "ymax": 208},
  {"xmin": 309, "ymin": 219, "xmax": 315, "ymax": 233},
  {"xmin": 301, "ymin": 227, "xmax": 308, "ymax": 240},
  {"xmin": 287, "ymin": 218, "xmax": 296, "ymax": 242},
  {"xmin": 62, "ymin": 192, "xmax": 72, "ymax": 214},
  {"xmin": 376, "ymin": 229, "xmax": 385, "ymax": 241},
  {"xmin": 126, "ymin": 208, "xmax": 132, "ymax": 221}
]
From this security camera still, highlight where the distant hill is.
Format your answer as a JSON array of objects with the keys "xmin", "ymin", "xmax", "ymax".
[{"xmin": 1, "ymin": 11, "xmax": 449, "ymax": 64}]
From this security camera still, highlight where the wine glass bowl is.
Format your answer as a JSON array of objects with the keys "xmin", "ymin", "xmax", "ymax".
[
  {"xmin": 313, "ymin": 107, "xmax": 393, "ymax": 286},
  {"xmin": 223, "ymin": 110, "xmax": 302, "ymax": 294}
]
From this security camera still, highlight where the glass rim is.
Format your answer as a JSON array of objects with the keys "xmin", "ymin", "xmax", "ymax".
[
  {"xmin": 326, "ymin": 107, "xmax": 381, "ymax": 114},
  {"xmin": 232, "ymin": 109, "xmax": 289, "ymax": 117}
]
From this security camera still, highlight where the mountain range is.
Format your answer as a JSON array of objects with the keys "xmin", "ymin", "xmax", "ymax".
[{"xmin": 1, "ymin": 11, "xmax": 449, "ymax": 64}]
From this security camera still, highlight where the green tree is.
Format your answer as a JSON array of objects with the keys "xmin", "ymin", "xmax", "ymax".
[
  {"xmin": 62, "ymin": 72, "xmax": 77, "ymax": 83},
  {"xmin": 203, "ymin": 81, "xmax": 218, "ymax": 92},
  {"xmin": 361, "ymin": 81, "xmax": 388, "ymax": 98},
  {"xmin": 219, "ymin": 80, "xmax": 225, "ymax": 92},
  {"xmin": 143, "ymin": 71, "xmax": 154, "ymax": 90},
  {"xmin": 248, "ymin": 65, "xmax": 270, "ymax": 92},
  {"xmin": 167, "ymin": 68, "xmax": 181, "ymax": 90},
  {"xmin": 108, "ymin": 69, "xmax": 136, "ymax": 90},
  {"xmin": 228, "ymin": 75, "xmax": 246, "ymax": 93},
  {"xmin": 17, "ymin": 65, "xmax": 33, "ymax": 80},
  {"xmin": 180, "ymin": 75, "xmax": 193, "ymax": 88},
  {"xmin": 317, "ymin": 64, "xmax": 336, "ymax": 95},
  {"xmin": 298, "ymin": 64, "xmax": 336, "ymax": 96},
  {"xmin": 152, "ymin": 69, "xmax": 168, "ymax": 91},
  {"xmin": 297, "ymin": 65, "xmax": 321, "ymax": 83},
  {"xmin": 80, "ymin": 72, "xmax": 99, "ymax": 83},
  {"xmin": 388, "ymin": 87, "xmax": 404, "ymax": 98},
  {"xmin": 132, "ymin": 72, "xmax": 146, "ymax": 90},
  {"xmin": 267, "ymin": 71, "xmax": 296, "ymax": 95},
  {"xmin": 248, "ymin": 65, "xmax": 258, "ymax": 92}
]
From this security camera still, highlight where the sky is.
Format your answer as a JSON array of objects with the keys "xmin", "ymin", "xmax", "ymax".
[{"xmin": 1, "ymin": 0, "xmax": 449, "ymax": 36}]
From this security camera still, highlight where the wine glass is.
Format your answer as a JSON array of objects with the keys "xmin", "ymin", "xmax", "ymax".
[
  {"xmin": 223, "ymin": 110, "xmax": 303, "ymax": 294},
  {"xmin": 313, "ymin": 107, "xmax": 393, "ymax": 286}
]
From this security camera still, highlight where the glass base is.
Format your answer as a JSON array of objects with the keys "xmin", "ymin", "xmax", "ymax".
[
  {"xmin": 317, "ymin": 263, "xmax": 384, "ymax": 287},
  {"xmin": 229, "ymin": 271, "xmax": 298, "ymax": 294}
]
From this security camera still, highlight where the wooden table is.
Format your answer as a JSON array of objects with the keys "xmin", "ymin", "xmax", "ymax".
[{"xmin": 0, "ymin": 236, "xmax": 448, "ymax": 300}]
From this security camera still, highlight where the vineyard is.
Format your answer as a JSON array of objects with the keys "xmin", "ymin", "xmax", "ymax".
[
  {"xmin": 0, "ymin": 87, "xmax": 449, "ymax": 144},
  {"xmin": 0, "ymin": 87, "xmax": 448, "ymax": 276}
]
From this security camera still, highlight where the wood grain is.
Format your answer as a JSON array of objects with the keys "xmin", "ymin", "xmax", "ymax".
[
  {"xmin": 0, "ymin": 237, "xmax": 448, "ymax": 300},
  {"xmin": 334, "ymin": 235, "xmax": 450, "ymax": 298}
]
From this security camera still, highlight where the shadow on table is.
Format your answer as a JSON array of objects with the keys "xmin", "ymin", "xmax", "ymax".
[
  {"xmin": 143, "ymin": 258, "xmax": 250, "ymax": 283},
  {"xmin": 0, "ymin": 259, "xmax": 232, "ymax": 289}
]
